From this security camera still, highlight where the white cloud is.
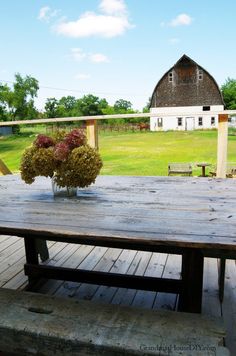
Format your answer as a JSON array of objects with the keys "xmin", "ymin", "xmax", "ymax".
[
  {"xmin": 38, "ymin": 6, "xmax": 60, "ymax": 22},
  {"xmin": 70, "ymin": 48, "xmax": 86, "ymax": 61},
  {"xmin": 38, "ymin": 6, "xmax": 50, "ymax": 21},
  {"xmin": 69, "ymin": 48, "xmax": 110, "ymax": 63},
  {"xmin": 169, "ymin": 38, "xmax": 180, "ymax": 44},
  {"xmin": 53, "ymin": 0, "xmax": 133, "ymax": 38},
  {"xmin": 169, "ymin": 14, "xmax": 193, "ymax": 27},
  {"xmin": 75, "ymin": 73, "xmax": 91, "ymax": 80},
  {"xmin": 89, "ymin": 53, "xmax": 109, "ymax": 63},
  {"xmin": 99, "ymin": 0, "xmax": 127, "ymax": 15}
]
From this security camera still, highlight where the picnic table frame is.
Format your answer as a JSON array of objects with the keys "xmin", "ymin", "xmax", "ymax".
[{"xmin": 0, "ymin": 175, "xmax": 236, "ymax": 314}]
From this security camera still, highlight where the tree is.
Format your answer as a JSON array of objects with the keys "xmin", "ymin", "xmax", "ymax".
[
  {"xmin": 114, "ymin": 99, "xmax": 132, "ymax": 113},
  {"xmin": 142, "ymin": 97, "xmax": 151, "ymax": 113},
  {"xmin": 0, "ymin": 73, "xmax": 39, "ymax": 120},
  {"xmin": 221, "ymin": 78, "xmax": 236, "ymax": 109},
  {"xmin": 44, "ymin": 98, "xmax": 59, "ymax": 118},
  {"xmin": 0, "ymin": 84, "xmax": 10, "ymax": 121},
  {"xmin": 76, "ymin": 95, "xmax": 107, "ymax": 116},
  {"xmin": 12, "ymin": 73, "xmax": 39, "ymax": 119},
  {"xmin": 58, "ymin": 96, "xmax": 77, "ymax": 116}
]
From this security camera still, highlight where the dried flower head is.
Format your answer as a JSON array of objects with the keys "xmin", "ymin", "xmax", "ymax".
[
  {"xmin": 64, "ymin": 129, "xmax": 86, "ymax": 149},
  {"xmin": 32, "ymin": 148, "xmax": 56, "ymax": 177},
  {"xmin": 20, "ymin": 146, "xmax": 37, "ymax": 184},
  {"xmin": 54, "ymin": 142, "xmax": 70, "ymax": 162},
  {"xmin": 34, "ymin": 134, "xmax": 55, "ymax": 148},
  {"xmin": 54, "ymin": 145, "xmax": 103, "ymax": 188},
  {"xmin": 20, "ymin": 129, "xmax": 102, "ymax": 188}
]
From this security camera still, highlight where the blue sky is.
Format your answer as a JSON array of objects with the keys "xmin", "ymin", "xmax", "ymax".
[{"xmin": 0, "ymin": 0, "xmax": 235, "ymax": 111}]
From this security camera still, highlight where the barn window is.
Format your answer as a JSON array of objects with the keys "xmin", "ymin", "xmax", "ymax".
[
  {"xmin": 168, "ymin": 72, "xmax": 173, "ymax": 82},
  {"xmin": 211, "ymin": 117, "xmax": 215, "ymax": 125},
  {"xmin": 157, "ymin": 118, "xmax": 163, "ymax": 127},
  {"xmin": 178, "ymin": 117, "xmax": 182, "ymax": 126},
  {"xmin": 198, "ymin": 117, "xmax": 203, "ymax": 126},
  {"xmin": 203, "ymin": 106, "xmax": 210, "ymax": 111},
  {"xmin": 198, "ymin": 69, "xmax": 203, "ymax": 80}
]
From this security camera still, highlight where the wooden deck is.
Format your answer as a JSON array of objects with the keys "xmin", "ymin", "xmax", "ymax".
[{"xmin": 0, "ymin": 235, "xmax": 235, "ymax": 354}]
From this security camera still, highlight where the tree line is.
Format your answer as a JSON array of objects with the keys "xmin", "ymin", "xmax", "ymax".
[{"xmin": 0, "ymin": 73, "xmax": 235, "ymax": 123}]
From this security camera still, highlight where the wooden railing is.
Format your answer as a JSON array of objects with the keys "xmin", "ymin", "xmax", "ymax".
[{"xmin": 1, "ymin": 110, "xmax": 236, "ymax": 178}]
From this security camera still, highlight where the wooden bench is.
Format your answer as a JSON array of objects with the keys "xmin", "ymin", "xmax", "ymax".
[
  {"xmin": 0, "ymin": 288, "xmax": 229, "ymax": 355},
  {"xmin": 209, "ymin": 164, "xmax": 236, "ymax": 178},
  {"xmin": 168, "ymin": 163, "xmax": 192, "ymax": 176}
]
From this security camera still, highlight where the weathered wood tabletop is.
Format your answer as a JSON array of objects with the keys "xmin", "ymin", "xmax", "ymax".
[
  {"xmin": 0, "ymin": 175, "xmax": 235, "ymax": 252},
  {"xmin": 0, "ymin": 174, "xmax": 235, "ymax": 313}
]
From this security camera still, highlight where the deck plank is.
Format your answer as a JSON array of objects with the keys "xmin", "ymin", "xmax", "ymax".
[{"xmin": 153, "ymin": 254, "xmax": 181, "ymax": 311}]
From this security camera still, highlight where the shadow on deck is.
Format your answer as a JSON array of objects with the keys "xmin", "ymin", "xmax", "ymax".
[{"xmin": 0, "ymin": 235, "xmax": 235, "ymax": 354}]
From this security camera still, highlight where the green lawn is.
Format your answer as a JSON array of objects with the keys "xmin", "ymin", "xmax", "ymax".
[{"xmin": 1, "ymin": 128, "xmax": 236, "ymax": 176}]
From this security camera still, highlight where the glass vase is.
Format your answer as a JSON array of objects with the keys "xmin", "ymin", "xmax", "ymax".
[{"xmin": 51, "ymin": 177, "xmax": 77, "ymax": 197}]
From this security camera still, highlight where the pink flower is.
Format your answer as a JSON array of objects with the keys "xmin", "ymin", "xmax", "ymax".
[{"xmin": 54, "ymin": 142, "xmax": 70, "ymax": 161}]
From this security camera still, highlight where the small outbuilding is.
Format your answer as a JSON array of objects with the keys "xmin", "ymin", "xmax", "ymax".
[
  {"xmin": 0, "ymin": 126, "xmax": 13, "ymax": 136},
  {"xmin": 150, "ymin": 54, "xmax": 224, "ymax": 131}
]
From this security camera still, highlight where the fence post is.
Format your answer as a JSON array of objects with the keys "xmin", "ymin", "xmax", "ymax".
[
  {"xmin": 86, "ymin": 119, "xmax": 98, "ymax": 149},
  {"xmin": 216, "ymin": 114, "xmax": 228, "ymax": 178}
]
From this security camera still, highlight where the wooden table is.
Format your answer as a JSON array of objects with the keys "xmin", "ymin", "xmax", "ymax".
[
  {"xmin": 0, "ymin": 175, "xmax": 236, "ymax": 314},
  {"xmin": 197, "ymin": 162, "xmax": 211, "ymax": 177}
]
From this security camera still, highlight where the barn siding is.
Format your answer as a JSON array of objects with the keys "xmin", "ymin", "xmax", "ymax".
[
  {"xmin": 150, "ymin": 55, "xmax": 224, "ymax": 131},
  {"xmin": 150, "ymin": 55, "xmax": 224, "ymax": 108}
]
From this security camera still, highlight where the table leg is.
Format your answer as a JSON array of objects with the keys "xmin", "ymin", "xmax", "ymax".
[
  {"xmin": 36, "ymin": 239, "xmax": 49, "ymax": 262},
  {"xmin": 24, "ymin": 237, "xmax": 40, "ymax": 290},
  {"xmin": 202, "ymin": 166, "xmax": 206, "ymax": 177},
  {"xmin": 218, "ymin": 258, "xmax": 226, "ymax": 303},
  {"xmin": 178, "ymin": 249, "xmax": 204, "ymax": 313}
]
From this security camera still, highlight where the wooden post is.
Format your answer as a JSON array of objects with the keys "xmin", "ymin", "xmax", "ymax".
[
  {"xmin": 0, "ymin": 159, "xmax": 12, "ymax": 175},
  {"xmin": 217, "ymin": 114, "xmax": 228, "ymax": 178},
  {"xmin": 86, "ymin": 120, "xmax": 98, "ymax": 149}
]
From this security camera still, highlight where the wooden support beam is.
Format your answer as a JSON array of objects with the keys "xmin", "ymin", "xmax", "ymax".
[
  {"xmin": 86, "ymin": 119, "xmax": 98, "ymax": 149},
  {"xmin": 0, "ymin": 159, "xmax": 12, "ymax": 175},
  {"xmin": 217, "ymin": 114, "xmax": 228, "ymax": 178},
  {"xmin": 24, "ymin": 263, "xmax": 183, "ymax": 294}
]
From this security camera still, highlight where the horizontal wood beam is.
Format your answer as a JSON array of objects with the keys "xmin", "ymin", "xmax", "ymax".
[
  {"xmin": 24, "ymin": 263, "xmax": 183, "ymax": 294},
  {"xmin": 0, "ymin": 110, "xmax": 236, "ymax": 126}
]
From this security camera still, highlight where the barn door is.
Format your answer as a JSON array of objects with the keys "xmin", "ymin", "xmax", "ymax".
[{"xmin": 185, "ymin": 117, "xmax": 195, "ymax": 130}]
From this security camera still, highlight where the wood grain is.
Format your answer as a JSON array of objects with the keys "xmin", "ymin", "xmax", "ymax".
[{"xmin": 0, "ymin": 175, "xmax": 235, "ymax": 255}]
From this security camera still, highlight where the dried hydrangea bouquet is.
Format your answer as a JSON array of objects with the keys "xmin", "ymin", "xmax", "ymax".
[{"xmin": 20, "ymin": 129, "xmax": 103, "ymax": 197}]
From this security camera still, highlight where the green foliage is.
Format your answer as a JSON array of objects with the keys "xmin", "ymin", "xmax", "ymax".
[
  {"xmin": 142, "ymin": 97, "xmax": 151, "ymax": 113},
  {"xmin": 12, "ymin": 125, "xmax": 20, "ymax": 134},
  {"xmin": 45, "ymin": 98, "xmax": 59, "ymax": 118},
  {"xmin": 114, "ymin": 99, "xmax": 132, "ymax": 113},
  {"xmin": 221, "ymin": 78, "xmax": 236, "ymax": 109},
  {"xmin": 76, "ymin": 94, "xmax": 108, "ymax": 116},
  {"xmin": 0, "ymin": 73, "xmax": 39, "ymax": 121}
]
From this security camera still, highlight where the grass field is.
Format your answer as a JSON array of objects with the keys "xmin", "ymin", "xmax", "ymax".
[{"xmin": 1, "ymin": 127, "xmax": 236, "ymax": 176}]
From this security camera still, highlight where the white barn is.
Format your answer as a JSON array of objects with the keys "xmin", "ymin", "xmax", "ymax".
[{"xmin": 150, "ymin": 55, "xmax": 224, "ymax": 131}]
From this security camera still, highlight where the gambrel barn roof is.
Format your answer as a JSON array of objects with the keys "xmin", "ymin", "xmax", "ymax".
[{"xmin": 150, "ymin": 55, "xmax": 224, "ymax": 108}]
